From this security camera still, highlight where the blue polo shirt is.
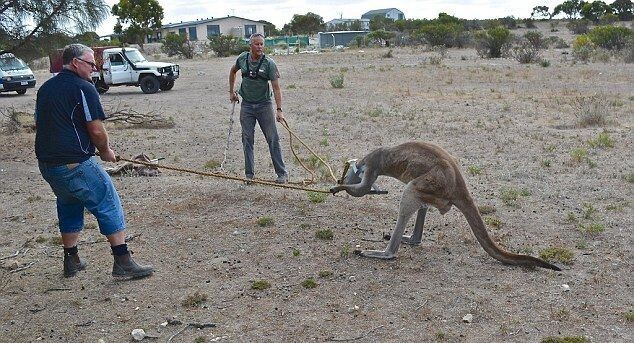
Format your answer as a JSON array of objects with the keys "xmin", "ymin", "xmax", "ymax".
[{"xmin": 35, "ymin": 69, "xmax": 106, "ymax": 164}]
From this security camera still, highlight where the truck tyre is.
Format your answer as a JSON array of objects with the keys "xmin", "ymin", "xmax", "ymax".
[
  {"xmin": 16, "ymin": 89, "xmax": 27, "ymax": 95},
  {"xmin": 159, "ymin": 80, "xmax": 174, "ymax": 91},
  {"xmin": 96, "ymin": 80, "xmax": 109, "ymax": 94},
  {"xmin": 140, "ymin": 75, "xmax": 160, "ymax": 94}
]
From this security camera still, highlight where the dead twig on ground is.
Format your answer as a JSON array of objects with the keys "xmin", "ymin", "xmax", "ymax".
[
  {"xmin": 0, "ymin": 251, "xmax": 20, "ymax": 260},
  {"xmin": 10, "ymin": 261, "xmax": 35, "ymax": 273},
  {"xmin": 167, "ymin": 322, "xmax": 217, "ymax": 343},
  {"xmin": 327, "ymin": 325, "xmax": 384, "ymax": 341}
]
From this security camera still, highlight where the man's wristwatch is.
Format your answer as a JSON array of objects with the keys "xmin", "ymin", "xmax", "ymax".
[{"xmin": 276, "ymin": 108, "xmax": 282, "ymax": 112}]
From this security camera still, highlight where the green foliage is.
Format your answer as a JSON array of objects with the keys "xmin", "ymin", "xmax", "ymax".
[
  {"xmin": 292, "ymin": 248, "xmax": 301, "ymax": 257},
  {"xmin": 330, "ymin": 74, "xmax": 344, "ymax": 88},
  {"xmin": 318, "ymin": 270, "xmax": 333, "ymax": 278},
  {"xmin": 112, "ymin": 0, "xmax": 164, "ymax": 46},
  {"xmin": 531, "ymin": 5, "xmax": 552, "ymax": 19},
  {"xmin": 301, "ymin": 278, "xmax": 318, "ymax": 289},
  {"xmin": 580, "ymin": 0, "xmax": 613, "ymax": 23},
  {"xmin": 203, "ymin": 159, "xmax": 220, "ymax": 169},
  {"xmin": 366, "ymin": 29, "xmax": 395, "ymax": 46},
  {"xmin": 251, "ymin": 280, "xmax": 271, "ymax": 290},
  {"xmin": 625, "ymin": 309, "xmax": 634, "ymax": 321},
  {"xmin": 554, "ymin": 0, "xmax": 585, "ymax": 19},
  {"xmin": 307, "ymin": 191, "xmax": 327, "ymax": 203},
  {"xmin": 539, "ymin": 247, "xmax": 574, "ymax": 264},
  {"xmin": 566, "ymin": 19, "xmax": 591, "ymax": 34},
  {"xmin": 208, "ymin": 34, "xmax": 248, "ymax": 57},
  {"xmin": 284, "ymin": 12, "xmax": 326, "ymax": 35},
  {"xmin": 587, "ymin": 131, "xmax": 614, "ymax": 148},
  {"xmin": 499, "ymin": 187, "xmax": 530, "ymax": 206},
  {"xmin": 579, "ymin": 222, "xmax": 606, "ymax": 233},
  {"xmin": 161, "ymin": 33, "xmax": 194, "ymax": 58},
  {"xmin": 524, "ymin": 31, "xmax": 545, "ymax": 49},
  {"xmin": 340, "ymin": 243, "xmax": 351, "ymax": 257},
  {"xmin": 611, "ymin": 0, "xmax": 634, "ymax": 21},
  {"xmin": 1, "ymin": 0, "xmax": 110, "ymax": 57},
  {"xmin": 315, "ymin": 229, "xmax": 333, "ymax": 240},
  {"xmin": 467, "ymin": 165, "xmax": 482, "ymax": 175},
  {"xmin": 587, "ymin": 25, "xmax": 633, "ymax": 50},
  {"xmin": 256, "ymin": 216, "xmax": 275, "ymax": 227},
  {"xmin": 474, "ymin": 26, "xmax": 512, "ymax": 58},
  {"xmin": 259, "ymin": 20, "xmax": 281, "ymax": 37},
  {"xmin": 415, "ymin": 22, "xmax": 465, "ymax": 47},
  {"xmin": 484, "ymin": 216, "xmax": 502, "ymax": 228}
]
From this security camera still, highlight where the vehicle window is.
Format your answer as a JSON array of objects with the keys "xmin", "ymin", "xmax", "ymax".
[
  {"xmin": 124, "ymin": 50, "xmax": 146, "ymax": 63},
  {"xmin": 0, "ymin": 56, "xmax": 27, "ymax": 71},
  {"xmin": 110, "ymin": 54, "xmax": 125, "ymax": 66}
]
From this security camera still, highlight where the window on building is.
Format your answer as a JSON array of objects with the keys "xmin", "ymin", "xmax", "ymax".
[
  {"xmin": 244, "ymin": 25, "xmax": 256, "ymax": 38},
  {"xmin": 189, "ymin": 26, "xmax": 197, "ymax": 41},
  {"xmin": 207, "ymin": 25, "xmax": 220, "ymax": 38},
  {"xmin": 178, "ymin": 28, "xmax": 186, "ymax": 37}
]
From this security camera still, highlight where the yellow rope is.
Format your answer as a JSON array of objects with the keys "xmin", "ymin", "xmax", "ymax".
[
  {"xmin": 117, "ymin": 156, "xmax": 333, "ymax": 194},
  {"xmin": 279, "ymin": 118, "xmax": 339, "ymax": 184}
]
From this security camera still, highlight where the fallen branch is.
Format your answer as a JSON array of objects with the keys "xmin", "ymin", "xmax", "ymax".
[
  {"xmin": 103, "ymin": 101, "xmax": 174, "ymax": 129},
  {"xmin": 327, "ymin": 325, "xmax": 384, "ymax": 342},
  {"xmin": 0, "ymin": 251, "xmax": 19, "ymax": 260},
  {"xmin": 10, "ymin": 261, "xmax": 35, "ymax": 273},
  {"xmin": 167, "ymin": 322, "xmax": 217, "ymax": 343}
]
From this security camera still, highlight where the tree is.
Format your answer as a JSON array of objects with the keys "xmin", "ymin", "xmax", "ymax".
[
  {"xmin": 284, "ymin": 12, "xmax": 325, "ymax": 35},
  {"xmin": 531, "ymin": 6, "xmax": 551, "ymax": 19},
  {"xmin": 366, "ymin": 29, "xmax": 394, "ymax": 46},
  {"xmin": 369, "ymin": 16, "xmax": 396, "ymax": 31},
  {"xmin": 553, "ymin": 0, "xmax": 587, "ymax": 19},
  {"xmin": 581, "ymin": 1, "xmax": 613, "ymax": 22},
  {"xmin": 0, "ymin": 0, "xmax": 109, "ymax": 53},
  {"xmin": 610, "ymin": 0, "xmax": 634, "ymax": 20},
  {"xmin": 259, "ymin": 20, "xmax": 280, "ymax": 37},
  {"xmin": 111, "ymin": 0, "xmax": 164, "ymax": 48}
]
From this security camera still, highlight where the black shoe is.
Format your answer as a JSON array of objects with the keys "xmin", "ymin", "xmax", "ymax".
[
  {"xmin": 112, "ymin": 252, "xmax": 153, "ymax": 279},
  {"xmin": 275, "ymin": 174, "xmax": 288, "ymax": 184},
  {"xmin": 63, "ymin": 254, "xmax": 87, "ymax": 277}
]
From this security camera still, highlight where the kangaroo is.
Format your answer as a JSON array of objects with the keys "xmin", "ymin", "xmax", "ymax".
[{"xmin": 330, "ymin": 141, "xmax": 561, "ymax": 271}]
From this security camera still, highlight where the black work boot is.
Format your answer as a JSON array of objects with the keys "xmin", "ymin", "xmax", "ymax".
[
  {"xmin": 63, "ymin": 253, "xmax": 87, "ymax": 277},
  {"xmin": 112, "ymin": 252, "xmax": 154, "ymax": 279}
]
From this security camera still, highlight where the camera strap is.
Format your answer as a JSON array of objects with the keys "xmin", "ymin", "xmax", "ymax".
[{"xmin": 244, "ymin": 53, "xmax": 266, "ymax": 80}]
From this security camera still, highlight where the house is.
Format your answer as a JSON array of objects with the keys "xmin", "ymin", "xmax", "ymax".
[
  {"xmin": 160, "ymin": 16, "xmax": 265, "ymax": 42},
  {"xmin": 318, "ymin": 31, "xmax": 368, "ymax": 48},
  {"xmin": 325, "ymin": 18, "xmax": 370, "ymax": 31},
  {"xmin": 361, "ymin": 8, "xmax": 405, "ymax": 21}
]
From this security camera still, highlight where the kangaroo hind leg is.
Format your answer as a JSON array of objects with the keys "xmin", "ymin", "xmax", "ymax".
[
  {"xmin": 356, "ymin": 182, "xmax": 425, "ymax": 259},
  {"xmin": 401, "ymin": 205, "xmax": 428, "ymax": 245}
]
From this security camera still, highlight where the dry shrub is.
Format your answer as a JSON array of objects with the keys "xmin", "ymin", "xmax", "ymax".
[{"xmin": 575, "ymin": 96, "xmax": 609, "ymax": 128}]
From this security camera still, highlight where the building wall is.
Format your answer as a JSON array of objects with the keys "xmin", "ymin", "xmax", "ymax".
[
  {"xmin": 386, "ymin": 9, "xmax": 405, "ymax": 21},
  {"xmin": 161, "ymin": 17, "xmax": 264, "ymax": 42}
]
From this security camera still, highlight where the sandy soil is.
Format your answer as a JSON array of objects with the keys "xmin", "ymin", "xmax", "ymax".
[{"xmin": 1, "ymin": 28, "xmax": 633, "ymax": 342}]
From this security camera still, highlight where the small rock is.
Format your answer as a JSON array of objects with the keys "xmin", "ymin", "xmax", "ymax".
[
  {"xmin": 561, "ymin": 284, "xmax": 570, "ymax": 292},
  {"xmin": 462, "ymin": 314, "xmax": 473, "ymax": 323},
  {"xmin": 348, "ymin": 276, "xmax": 356, "ymax": 282},
  {"xmin": 131, "ymin": 328, "xmax": 146, "ymax": 341},
  {"xmin": 160, "ymin": 322, "xmax": 168, "ymax": 327}
]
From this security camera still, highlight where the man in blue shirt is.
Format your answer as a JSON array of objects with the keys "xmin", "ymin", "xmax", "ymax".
[{"xmin": 35, "ymin": 44, "xmax": 153, "ymax": 278}]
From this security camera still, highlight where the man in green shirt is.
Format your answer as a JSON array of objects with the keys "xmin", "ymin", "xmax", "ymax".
[{"xmin": 229, "ymin": 33, "xmax": 287, "ymax": 183}]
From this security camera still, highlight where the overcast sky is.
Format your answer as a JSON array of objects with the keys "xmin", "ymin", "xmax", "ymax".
[{"xmin": 98, "ymin": 0, "xmax": 564, "ymax": 35}]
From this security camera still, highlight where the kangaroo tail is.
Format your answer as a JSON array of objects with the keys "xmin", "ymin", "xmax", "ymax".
[{"xmin": 453, "ymin": 196, "xmax": 562, "ymax": 271}]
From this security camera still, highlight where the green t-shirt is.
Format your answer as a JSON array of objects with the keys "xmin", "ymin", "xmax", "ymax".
[{"xmin": 235, "ymin": 52, "xmax": 279, "ymax": 103}]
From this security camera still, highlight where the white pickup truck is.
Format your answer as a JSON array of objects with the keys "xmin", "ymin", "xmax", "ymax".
[{"xmin": 50, "ymin": 47, "xmax": 179, "ymax": 94}]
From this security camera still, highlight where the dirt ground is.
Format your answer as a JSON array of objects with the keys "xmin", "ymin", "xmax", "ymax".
[{"xmin": 1, "ymin": 26, "xmax": 633, "ymax": 342}]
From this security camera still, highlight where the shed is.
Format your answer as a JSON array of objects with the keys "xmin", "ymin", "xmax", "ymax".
[{"xmin": 318, "ymin": 31, "xmax": 368, "ymax": 48}]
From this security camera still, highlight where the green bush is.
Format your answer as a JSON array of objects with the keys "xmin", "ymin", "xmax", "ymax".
[
  {"xmin": 599, "ymin": 13, "xmax": 619, "ymax": 25},
  {"xmin": 416, "ymin": 22, "xmax": 465, "ymax": 47},
  {"xmin": 566, "ymin": 19, "xmax": 591, "ymax": 35},
  {"xmin": 161, "ymin": 34, "xmax": 194, "ymax": 58},
  {"xmin": 623, "ymin": 36, "xmax": 634, "ymax": 63},
  {"xmin": 330, "ymin": 74, "xmax": 344, "ymax": 88},
  {"xmin": 475, "ymin": 26, "xmax": 512, "ymax": 58},
  {"xmin": 208, "ymin": 34, "xmax": 248, "ymax": 57},
  {"xmin": 572, "ymin": 35, "xmax": 595, "ymax": 62},
  {"xmin": 524, "ymin": 31, "xmax": 545, "ymax": 49},
  {"xmin": 587, "ymin": 25, "xmax": 634, "ymax": 50}
]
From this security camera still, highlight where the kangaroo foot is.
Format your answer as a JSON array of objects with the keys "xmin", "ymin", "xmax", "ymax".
[
  {"xmin": 354, "ymin": 249, "xmax": 396, "ymax": 260},
  {"xmin": 401, "ymin": 235, "xmax": 422, "ymax": 245}
]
